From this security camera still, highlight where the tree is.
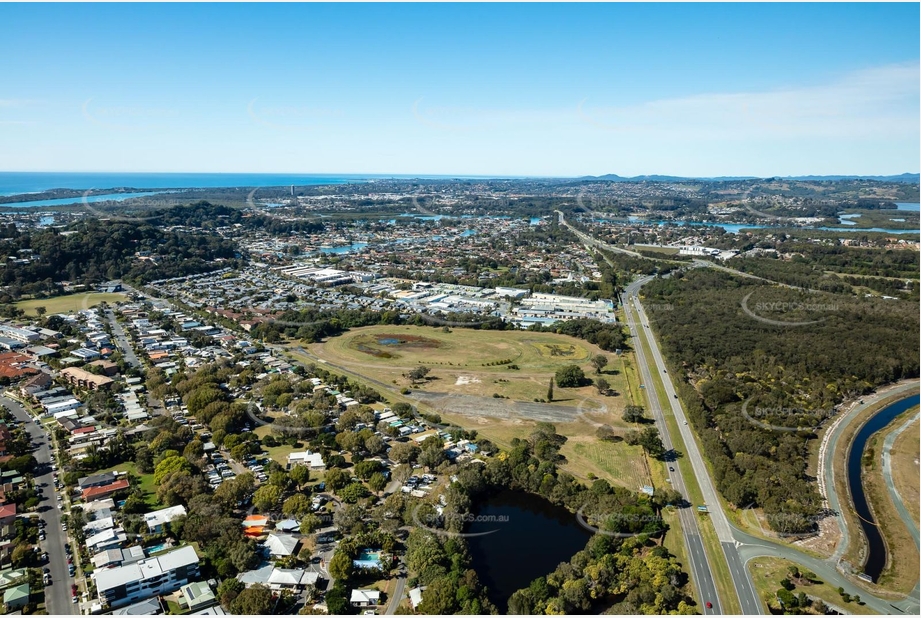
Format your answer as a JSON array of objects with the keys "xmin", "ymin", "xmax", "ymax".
[
  {"xmin": 554, "ymin": 365, "xmax": 585, "ymax": 388},
  {"xmin": 153, "ymin": 455, "xmax": 192, "ymax": 485},
  {"xmin": 591, "ymin": 354, "xmax": 608, "ymax": 374},
  {"xmin": 230, "ymin": 584, "xmax": 273, "ymax": 615},
  {"xmin": 339, "ymin": 482, "xmax": 368, "ymax": 504},
  {"xmin": 324, "ymin": 468, "xmax": 349, "ymax": 492},
  {"xmin": 35, "ymin": 306, "xmax": 46, "ymax": 317},
  {"xmin": 282, "ymin": 494, "xmax": 311, "ymax": 518},
  {"xmin": 595, "ymin": 377, "xmax": 610, "ymax": 395},
  {"xmin": 289, "ymin": 465, "xmax": 310, "ymax": 489},
  {"xmin": 368, "ymin": 472, "xmax": 388, "ymax": 493},
  {"xmin": 547, "ymin": 378, "xmax": 554, "ymax": 402},
  {"xmin": 253, "ymin": 484, "xmax": 282, "ymax": 512},
  {"xmin": 623, "ymin": 405, "xmax": 646, "ymax": 424},
  {"xmin": 388, "ymin": 442, "xmax": 420, "ymax": 464},
  {"xmin": 408, "ymin": 366, "xmax": 430, "ymax": 384},
  {"xmin": 328, "ymin": 550, "xmax": 354, "ymax": 581},
  {"xmin": 217, "ymin": 578, "xmax": 244, "ymax": 608}
]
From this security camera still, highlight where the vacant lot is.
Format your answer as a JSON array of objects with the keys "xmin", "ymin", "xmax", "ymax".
[
  {"xmin": 309, "ymin": 325, "xmax": 625, "ymax": 409},
  {"xmin": 15, "ymin": 292, "xmax": 126, "ymax": 316}
]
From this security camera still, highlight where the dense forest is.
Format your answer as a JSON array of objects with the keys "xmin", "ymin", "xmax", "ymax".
[
  {"xmin": 0, "ymin": 216, "xmax": 241, "ymax": 301},
  {"xmin": 153, "ymin": 201, "xmax": 325, "ymax": 235},
  {"xmin": 641, "ymin": 269, "xmax": 919, "ymax": 533}
]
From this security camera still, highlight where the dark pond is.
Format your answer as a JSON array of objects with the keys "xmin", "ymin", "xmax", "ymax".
[{"xmin": 466, "ymin": 489, "xmax": 592, "ymax": 611}]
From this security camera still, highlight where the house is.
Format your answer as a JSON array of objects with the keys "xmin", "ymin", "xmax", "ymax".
[
  {"xmin": 350, "ymin": 589, "xmax": 381, "ymax": 608},
  {"xmin": 110, "ymin": 597, "xmax": 163, "ymax": 615},
  {"xmin": 0, "ymin": 504, "xmax": 16, "ymax": 527},
  {"xmin": 143, "ymin": 505, "xmax": 187, "ymax": 534},
  {"xmin": 178, "ymin": 581, "xmax": 216, "ymax": 613},
  {"xmin": 262, "ymin": 533, "xmax": 299, "ymax": 558},
  {"xmin": 0, "ymin": 568, "xmax": 27, "ymax": 590},
  {"xmin": 236, "ymin": 564, "xmax": 274, "ymax": 588},
  {"xmin": 79, "ymin": 472, "xmax": 118, "ymax": 490},
  {"xmin": 83, "ymin": 479, "xmax": 130, "ymax": 502},
  {"xmin": 409, "ymin": 587, "xmax": 425, "ymax": 610},
  {"xmin": 93, "ymin": 546, "xmax": 145, "ymax": 570},
  {"xmin": 19, "ymin": 372, "xmax": 52, "ymax": 398},
  {"xmin": 286, "ymin": 451, "xmax": 325, "ymax": 471},
  {"xmin": 3, "ymin": 583, "xmax": 29, "ymax": 610},
  {"xmin": 267, "ymin": 568, "xmax": 318, "ymax": 590},
  {"xmin": 93, "ymin": 545, "xmax": 200, "ymax": 609}
]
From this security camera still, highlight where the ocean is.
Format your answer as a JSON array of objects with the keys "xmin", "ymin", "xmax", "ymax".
[{"xmin": 0, "ymin": 172, "xmax": 372, "ymax": 196}]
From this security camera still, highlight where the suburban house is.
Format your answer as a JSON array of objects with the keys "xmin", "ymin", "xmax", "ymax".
[
  {"xmin": 178, "ymin": 581, "xmax": 216, "ymax": 613},
  {"xmin": 262, "ymin": 533, "xmax": 299, "ymax": 558},
  {"xmin": 409, "ymin": 587, "xmax": 426, "ymax": 610},
  {"xmin": 350, "ymin": 589, "xmax": 381, "ymax": 608},
  {"xmin": 286, "ymin": 450, "xmax": 325, "ymax": 470},
  {"xmin": 110, "ymin": 597, "xmax": 163, "ymax": 615},
  {"xmin": 93, "ymin": 545, "xmax": 200, "ymax": 609},
  {"xmin": 143, "ymin": 505, "xmax": 187, "ymax": 534},
  {"xmin": 19, "ymin": 372, "xmax": 52, "ymax": 398},
  {"xmin": 83, "ymin": 479, "xmax": 130, "ymax": 502},
  {"xmin": 79, "ymin": 472, "xmax": 119, "ymax": 491},
  {"xmin": 3, "ymin": 583, "xmax": 29, "ymax": 610},
  {"xmin": 0, "ymin": 504, "xmax": 16, "ymax": 527}
]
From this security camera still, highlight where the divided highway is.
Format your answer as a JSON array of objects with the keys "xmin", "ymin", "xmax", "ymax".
[
  {"xmin": 623, "ymin": 279, "xmax": 763, "ymax": 614},
  {"xmin": 620, "ymin": 288, "xmax": 726, "ymax": 614}
]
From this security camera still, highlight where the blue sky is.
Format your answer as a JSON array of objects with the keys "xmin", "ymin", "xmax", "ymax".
[{"xmin": 1, "ymin": 2, "xmax": 918, "ymax": 177}]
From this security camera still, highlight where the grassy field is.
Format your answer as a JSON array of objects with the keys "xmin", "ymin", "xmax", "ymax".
[
  {"xmin": 307, "ymin": 325, "xmax": 616, "ymax": 403},
  {"xmin": 861, "ymin": 408, "xmax": 920, "ymax": 593},
  {"xmin": 748, "ymin": 557, "xmax": 877, "ymax": 615},
  {"xmin": 564, "ymin": 439, "xmax": 651, "ymax": 491},
  {"xmin": 15, "ymin": 292, "xmax": 126, "ymax": 316},
  {"xmin": 890, "ymin": 417, "xmax": 919, "ymax": 528}
]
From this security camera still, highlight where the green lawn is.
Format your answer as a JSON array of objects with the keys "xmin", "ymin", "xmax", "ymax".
[
  {"xmin": 94, "ymin": 461, "xmax": 161, "ymax": 508},
  {"xmin": 14, "ymin": 292, "xmax": 127, "ymax": 316}
]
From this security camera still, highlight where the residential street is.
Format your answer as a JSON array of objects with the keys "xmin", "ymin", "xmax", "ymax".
[{"xmin": 2, "ymin": 395, "xmax": 76, "ymax": 615}]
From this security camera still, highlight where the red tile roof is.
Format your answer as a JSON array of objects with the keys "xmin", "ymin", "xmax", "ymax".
[{"xmin": 82, "ymin": 479, "xmax": 129, "ymax": 501}]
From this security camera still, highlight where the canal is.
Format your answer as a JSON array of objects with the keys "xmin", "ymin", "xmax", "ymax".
[{"xmin": 846, "ymin": 393, "xmax": 920, "ymax": 580}]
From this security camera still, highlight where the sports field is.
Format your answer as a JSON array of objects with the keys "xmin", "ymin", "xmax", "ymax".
[{"xmin": 15, "ymin": 292, "xmax": 126, "ymax": 316}]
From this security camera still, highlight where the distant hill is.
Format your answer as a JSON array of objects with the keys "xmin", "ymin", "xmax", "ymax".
[{"xmin": 580, "ymin": 173, "xmax": 920, "ymax": 184}]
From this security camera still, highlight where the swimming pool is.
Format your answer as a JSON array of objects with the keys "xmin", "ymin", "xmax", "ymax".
[{"xmin": 146, "ymin": 543, "xmax": 169, "ymax": 555}]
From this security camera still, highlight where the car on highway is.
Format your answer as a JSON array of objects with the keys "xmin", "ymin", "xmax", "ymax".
[
  {"xmin": 705, "ymin": 602, "xmax": 712, "ymax": 609},
  {"xmin": 669, "ymin": 467, "xmax": 674, "ymax": 471},
  {"xmin": 72, "ymin": 596, "xmax": 78, "ymax": 604}
]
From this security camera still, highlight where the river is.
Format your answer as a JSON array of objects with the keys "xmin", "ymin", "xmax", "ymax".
[
  {"xmin": 846, "ymin": 393, "xmax": 921, "ymax": 580},
  {"xmin": 466, "ymin": 489, "xmax": 592, "ymax": 611}
]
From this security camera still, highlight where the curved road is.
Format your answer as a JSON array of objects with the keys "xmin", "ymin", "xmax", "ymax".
[{"xmin": 882, "ymin": 411, "xmax": 920, "ymax": 548}]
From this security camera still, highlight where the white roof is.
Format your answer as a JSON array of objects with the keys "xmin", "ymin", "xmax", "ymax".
[
  {"xmin": 95, "ymin": 545, "xmax": 199, "ymax": 594},
  {"xmin": 350, "ymin": 589, "xmax": 381, "ymax": 604},
  {"xmin": 287, "ymin": 451, "xmax": 324, "ymax": 467},
  {"xmin": 409, "ymin": 587, "xmax": 425, "ymax": 608},
  {"xmin": 144, "ymin": 505, "xmax": 187, "ymax": 529},
  {"xmin": 263, "ymin": 533, "xmax": 299, "ymax": 557},
  {"xmin": 267, "ymin": 567, "xmax": 314, "ymax": 587}
]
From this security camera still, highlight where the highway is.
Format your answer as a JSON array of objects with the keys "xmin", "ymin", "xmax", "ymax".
[
  {"xmin": 2, "ymin": 395, "xmax": 76, "ymax": 615},
  {"xmin": 620, "ymin": 288, "xmax": 724, "ymax": 614},
  {"xmin": 625, "ymin": 275, "xmax": 921, "ymax": 615},
  {"xmin": 623, "ymin": 278, "xmax": 763, "ymax": 614}
]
